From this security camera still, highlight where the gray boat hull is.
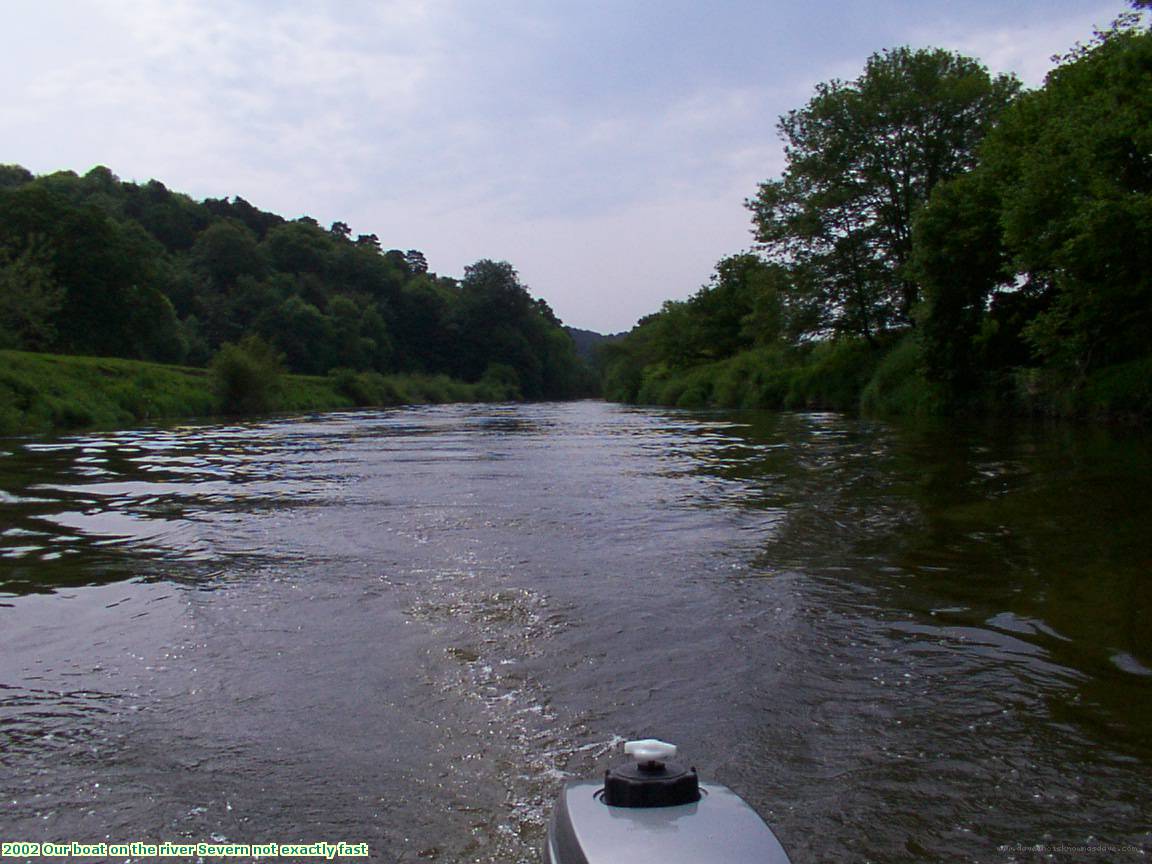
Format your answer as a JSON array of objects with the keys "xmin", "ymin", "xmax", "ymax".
[{"xmin": 545, "ymin": 780, "xmax": 792, "ymax": 864}]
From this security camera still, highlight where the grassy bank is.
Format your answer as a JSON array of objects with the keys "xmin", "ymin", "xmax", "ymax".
[
  {"xmin": 611, "ymin": 335, "xmax": 1151, "ymax": 422},
  {"xmin": 0, "ymin": 350, "xmax": 515, "ymax": 435}
]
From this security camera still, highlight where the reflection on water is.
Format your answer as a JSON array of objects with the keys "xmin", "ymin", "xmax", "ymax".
[{"xmin": 0, "ymin": 404, "xmax": 1149, "ymax": 862}]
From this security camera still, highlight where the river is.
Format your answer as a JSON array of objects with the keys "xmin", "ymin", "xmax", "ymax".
[{"xmin": 1, "ymin": 402, "xmax": 1148, "ymax": 862}]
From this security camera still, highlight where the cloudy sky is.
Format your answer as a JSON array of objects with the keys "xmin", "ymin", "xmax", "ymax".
[{"xmin": 3, "ymin": 0, "xmax": 1123, "ymax": 332}]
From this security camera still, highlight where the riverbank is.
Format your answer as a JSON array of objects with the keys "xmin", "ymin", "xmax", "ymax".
[
  {"xmin": 607, "ymin": 334, "xmax": 1152, "ymax": 423},
  {"xmin": 0, "ymin": 350, "xmax": 511, "ymax": 435}
]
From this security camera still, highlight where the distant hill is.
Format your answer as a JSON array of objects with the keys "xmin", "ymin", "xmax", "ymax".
[{"xmin": 565, "ymin": 327, "xmax": 625, "ymax": 364}]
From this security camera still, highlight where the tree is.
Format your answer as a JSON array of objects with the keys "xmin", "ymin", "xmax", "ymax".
[
  {"xmin": 383, "ymin": 249, "xmax": 412, "ymax": 278},
  {"xmin": 447, "ymin": 259, "xmax": 586, "ymax": 398},
  {"xmin": 263, "ymin": 221, "xmax": 333, "ymax": 275},
  {"xmin": 0, "ymin": 165, "xmax": 33, "ymax": 190},
  {"xmin": 327, "ymin": 294, "xmax": 375, "ymax": 370},
  {"xmin": 0, "ymin": 164, "xmax": 589, "ymax": 402},
  {"xmin": 686, "ymin": 254, "xmax": 786, "ymax": 357},
  {"xmin": 217, "ymin": 274, "xmax": 290, "ymax": 342},
  {"xmin": 358, "ymin": 305, "xmax": 395, "ymax": 371},
  {"xmin": 914, "ymin": 16, "xmax": 1152, "ymax": 393},
  {"xmin": 987, "ymin": 20, "xmax": 1152, "ymax": 374},
  {"xmin": 126, "ymin": 180, "xmax": 208, "ymax": 252},
  {"xmin": 30, "ymin": 201, "xmax": 170, "ymax": 357},
  {"xmin": 909, "ymin": 169, "xmax": 1013, "ymax": 394},
  {"xmin": 394, "ymin": 276, "xmax": 454, "ymax": 372},
  {"xmin": 404, "ymin": 249, "xmax": 429, "ymax": 274},
  {"xmin": 122, "ymin": 284, "xmax": 188, "ymax": 363},
  {"xmin": 190, "ymin": 219, "xmax": 264, "ymax": 288},
  {"xmin": 453, "ymin": 259, "xmax": 536, "ymax": 384},
  {"xmin": 459, "ymin": 260, "xmax": 536, "ymax": 321},
  {"xmin": 0, "ymin": 239, "xmax": 64, "ymax": 350},
  {"xmin": 747, "ymin": 47, "xmax": 1019, "ymax": 342},
  {"xmin": 0, "ymin": 173, "xmax": 221, "ymax": 361},
  {"xmin": 261, "ymin": 295, "xmax": 335, "ymax": 374},
  {"xmin": 203, "ymin": 196, "xmax": 284, "ymax": 240},
  {"xmin": 331, "ymin": 242, "xmax": 404, "ymax": 305}
]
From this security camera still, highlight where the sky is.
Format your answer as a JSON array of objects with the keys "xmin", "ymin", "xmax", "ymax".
[{"xmin": 2, "ymin": 0, "xmax": 1125, "ymax": 333}]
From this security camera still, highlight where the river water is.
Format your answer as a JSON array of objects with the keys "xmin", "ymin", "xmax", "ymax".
[{"xmin": 0, "ymin": 402, "xmax": 1148, "ymax": 863}]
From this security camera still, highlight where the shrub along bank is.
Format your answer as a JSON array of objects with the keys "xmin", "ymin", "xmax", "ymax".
[{"xmin": 610, "ymin": 332, "xmax": 1152, "ymax": 422}]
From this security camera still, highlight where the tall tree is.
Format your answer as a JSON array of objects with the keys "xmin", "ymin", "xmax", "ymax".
[
  {"xmin": 0, "ymin": 164, "xmax": 34, "ymax": 190},
  {"xmin": 747, "ymin": 47, "xmax": 1019, "ymax": 342},
  {"xmin": 918, "ymin": 16, "xmax": 1152, "ymax": 381},
  {"xmin": 453, "ymin": 259, "xmax": 536, "ymax": 386},
  {"xmin": 190, "ymin": 219, "xmax": 264, "ymax": 289},
  {"xmin": 451, "ymin": 259, "xmax": 582, "ymax": 398},
  {"xmin": 908, "ymin": 168, "xmax": 1013, "ymax": 394},
  {"xmin": 404, "ymin": 249, "xmax": 429, "ymax": 274}
]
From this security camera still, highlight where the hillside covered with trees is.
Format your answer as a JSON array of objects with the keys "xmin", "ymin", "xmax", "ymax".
[
  {"xmin": 0, "ymin": 165, "xmax": 596, "ymax": 407},
  {"xmin": 601, "ymin": 7, "xmax": 1151, "ymax": 421}
]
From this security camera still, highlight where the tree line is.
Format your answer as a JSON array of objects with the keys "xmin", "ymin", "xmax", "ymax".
[
  {"xmin": 602, "ymin": 6, "xmax": 1151, "ymax": 419},
  {"xmin": 0, "ymin": 166, "xmax": 595, "ymax": 401}
]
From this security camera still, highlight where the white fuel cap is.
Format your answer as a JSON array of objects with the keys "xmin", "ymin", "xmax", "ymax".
[{"xmin": 624, "ymin": 739, "xmax": 677, "ymax": 765}]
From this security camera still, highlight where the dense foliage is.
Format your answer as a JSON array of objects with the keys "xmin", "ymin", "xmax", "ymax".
[
  {"xmin": 604, "ymin": 9, "xmax": 1152, "ymax": 420},
  {"xmin": 0, "ymin": 167, "xmax": 594, "ymax": 401},
  {"xmin": 913, "ymin": 12, "xmax": 1152, "ymax": 413},
  {"xmin": 747, "ymin": 47, "xmax": 1019, "ymax": 342}
]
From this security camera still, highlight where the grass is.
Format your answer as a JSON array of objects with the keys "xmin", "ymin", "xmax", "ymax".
[
  {"xmin": 0, "ymin": 351, "xmax": 222, "ymax": 434},
  {"xmin": 0, "ymin": 350, "xmax": 514, "ymax": 436}
]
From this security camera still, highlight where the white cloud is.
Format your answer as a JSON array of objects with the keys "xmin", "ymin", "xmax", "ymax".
[{"xmin": 908, "ymin": 2, "xmax": 1121, "ymax": 85}]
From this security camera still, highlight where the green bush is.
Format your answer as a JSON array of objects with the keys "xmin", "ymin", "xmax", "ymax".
[
  {"xmin": 745, "ymin": 356, "xmax": 792, "ymax": 408},
  {"xmin": 1014, "ymin": 357, "xmax": 1152, "ymax": 421},
  {"xmin": 673, "ymin": 366, "xmax": 715, "ymax": 408},
  {"xmin": 860, "ymin": 335, "xmax": 943, "ymax": 416},
  {"xmin": 329, "ymin": 368, "xmax": 405, "ymax": 407},
  {"xmin": 477, "ymin": 363, "xmax": 522, "ymax": 401},
  {"xmin": 634, "ymin": 364, "xmax": 671, "ymax": 405},
  {"xmin": 788, "ymin": 340, "xmax": 878, "ymax": 409},
  {"xmin": 711, "ymin": 353, "xmax": 758, "ymax": 407},
  {"xmin": 393, "ymin": 373, "xmax": 475, "ymax": 404},
  {"xmin": 1081, "ymin": 358, "xmax": 1152, "ymax": 420},
  {"xmin": 210, "ymin": 335, "xmax": 284, "ymax": 415}
]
